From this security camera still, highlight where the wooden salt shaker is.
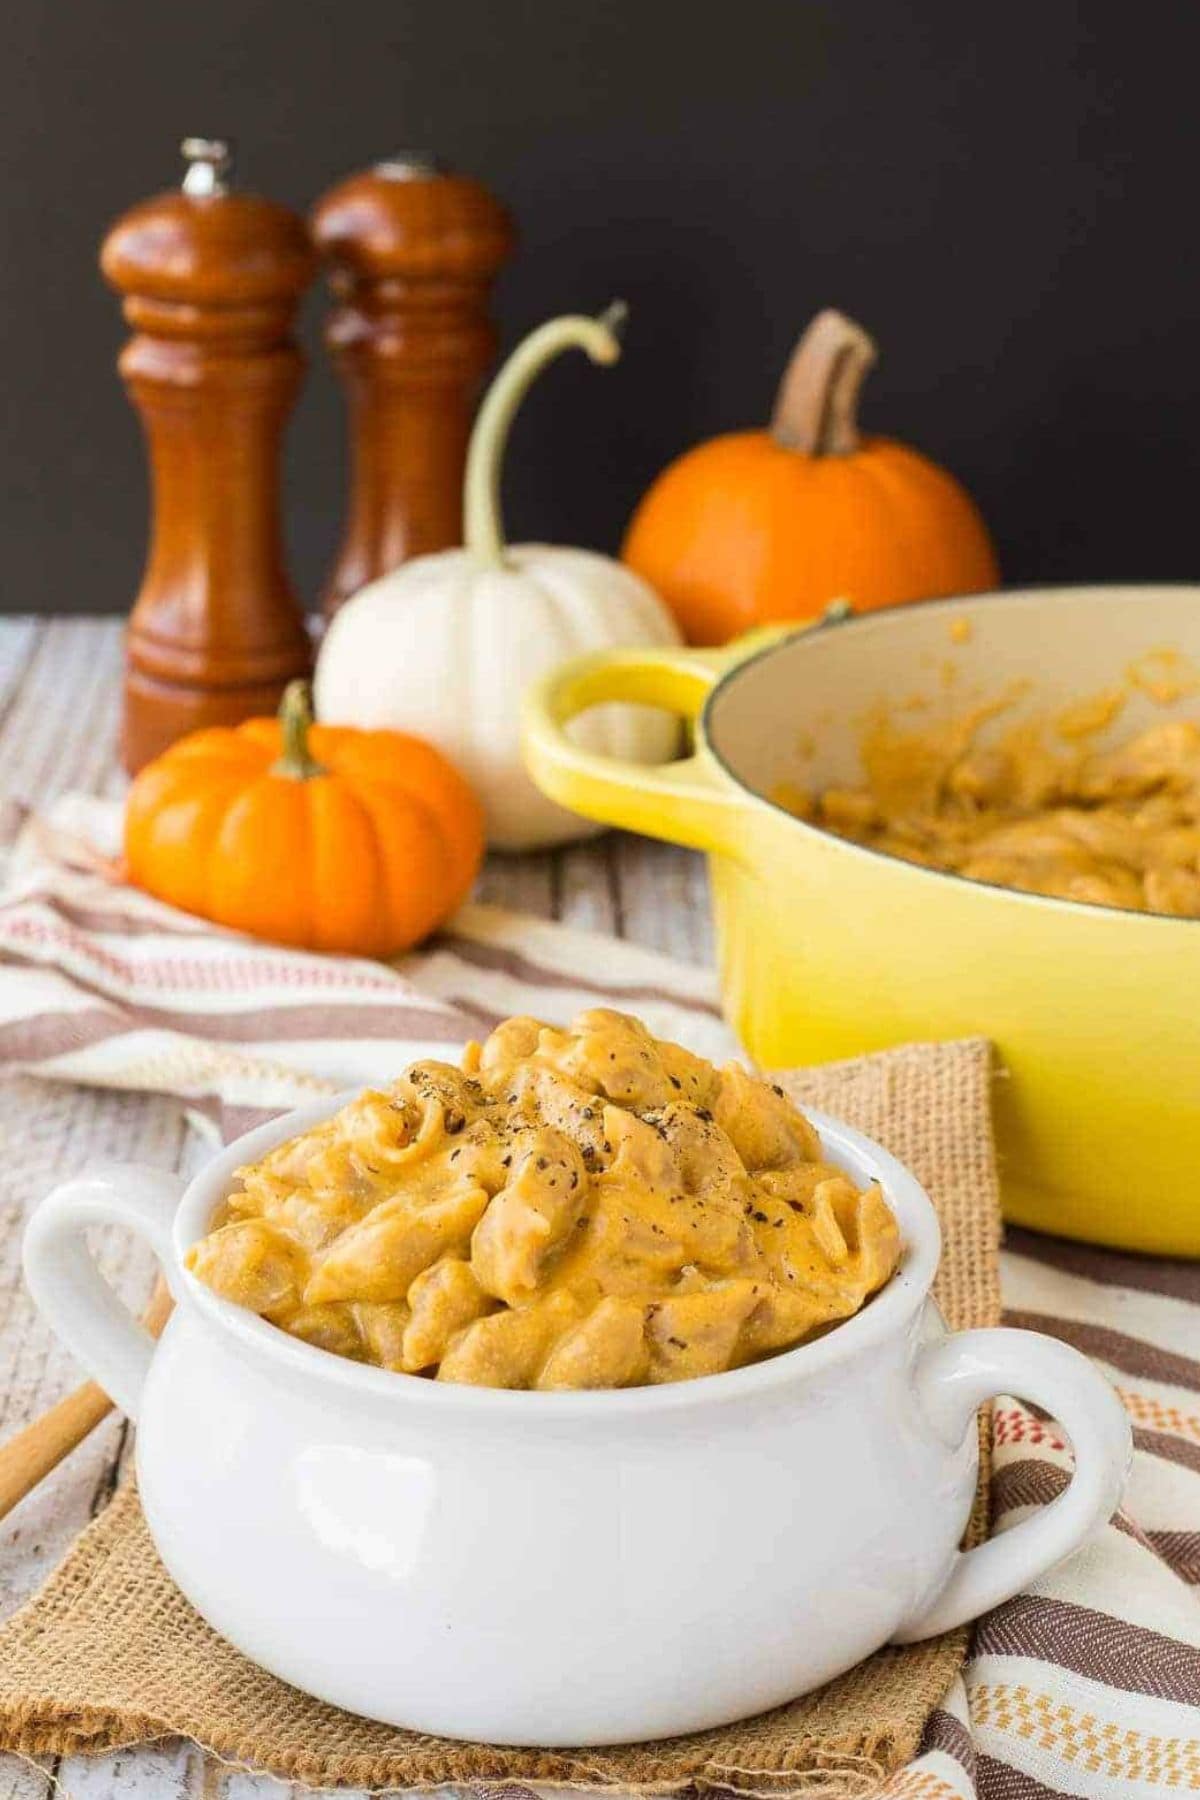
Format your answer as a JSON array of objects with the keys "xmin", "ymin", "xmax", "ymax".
[
  {"xmin": 311, "ymin": 156, "xmax": 515, "ymax": 619},
  {"xmin": 101, "ymin": 139, "xmax": 315, "ymax": 773}
]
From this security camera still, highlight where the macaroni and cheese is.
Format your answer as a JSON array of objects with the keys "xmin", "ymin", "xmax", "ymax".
[
  {"xmin": 186, "ymin": 1010, "xmax": 901, "ymax": 1390},
  {"xmin": 790, "ymin": 712, "xmax": 1200, "ymax": 918}
]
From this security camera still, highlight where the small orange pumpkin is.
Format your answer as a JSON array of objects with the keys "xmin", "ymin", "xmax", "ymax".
[
  {"xmin": 622, "ymin": 309, "xmax": 999, "ymax": 644},
  {"xmin": 125, "ymin": 682, "xmax": 484, "ymax": 957}
]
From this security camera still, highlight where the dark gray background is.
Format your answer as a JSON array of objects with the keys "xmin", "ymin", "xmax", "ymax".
[{"xmin": 2, "ymin": 2, "xmax": 1194, "ymax": 615}]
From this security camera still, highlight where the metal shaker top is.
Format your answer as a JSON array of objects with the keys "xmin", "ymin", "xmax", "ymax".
[{"xmin": 180, "ymin": 137, "xmax": 234, "ymax": 197}]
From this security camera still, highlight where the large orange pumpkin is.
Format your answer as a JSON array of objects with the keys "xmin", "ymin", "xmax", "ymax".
[
  {"xmin": 622, "ymin": 309, "xmax": 999, "ymax": 644},
  {"xmin": 125, "ymin": 683, "xmax": 484, "ymax": 957}
]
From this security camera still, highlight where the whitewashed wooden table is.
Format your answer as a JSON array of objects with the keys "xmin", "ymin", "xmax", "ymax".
[{"xmin": 0, "ymin": 618, "xmax": 712, "ymax": 1800}]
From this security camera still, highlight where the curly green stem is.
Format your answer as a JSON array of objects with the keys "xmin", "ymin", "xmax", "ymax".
[{"xmin": 463, "ymin": 301, "xmax": 629, "ymax": 568}]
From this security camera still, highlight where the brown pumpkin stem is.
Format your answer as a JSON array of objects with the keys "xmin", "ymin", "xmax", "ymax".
[
  {"xmin": 769, "ymin": 310, "xmax": 878, "ymax": 455},
  {"xmin": 273, "ymin": 680, "xmax": 328, "ymax": 781}
]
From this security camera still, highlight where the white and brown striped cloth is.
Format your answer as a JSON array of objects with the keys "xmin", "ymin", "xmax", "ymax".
[{"xmin": 1, "ymin": 795, "xmax": 1197, "ymax": 1800}]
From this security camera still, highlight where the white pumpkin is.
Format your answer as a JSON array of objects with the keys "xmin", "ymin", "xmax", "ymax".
[{"xmin": 315, "ymin": 305, "xmax": 682, "ymax": 851}]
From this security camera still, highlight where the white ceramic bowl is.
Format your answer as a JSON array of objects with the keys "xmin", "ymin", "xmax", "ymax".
[{"xmin": 24, "ymin": 1068, "xmax": 1131, "ymax": 1745}]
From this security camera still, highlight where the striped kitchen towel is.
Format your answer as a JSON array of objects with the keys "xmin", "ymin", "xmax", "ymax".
[
  {"xmin": 886, "ymin": 1225, "xmax": 1200, "ymax": 1798},
  {"xmin": 0, "ymin": 793, "xmax": 736, "ymax": 1143},
  {"xmin": 1, "ymin": 794, "xmax": 1197, "ymax": 1800}
]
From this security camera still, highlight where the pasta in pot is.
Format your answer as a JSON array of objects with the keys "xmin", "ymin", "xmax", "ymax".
[
  {"xmin": 186, "ymin": 1010, "xmax": 901, "ymax": 1390},
  {"xmin": 786, "ymin": 710, "xmax": 1200, "ymax": 918}
]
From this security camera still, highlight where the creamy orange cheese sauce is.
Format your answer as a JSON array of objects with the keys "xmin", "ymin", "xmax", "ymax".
[
  {"xmin": 786, "ymin": 710, "xmax": 1200, "ymax": 918},
  {"xmin": 186, "ymin": 1010, "xmax": 901, "ymax": 1390}
]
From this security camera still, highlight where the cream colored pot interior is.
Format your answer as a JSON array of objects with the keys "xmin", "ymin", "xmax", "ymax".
[{"xmin": 706, "ymin": 586, "xmax": 1200, "ymax": 801}]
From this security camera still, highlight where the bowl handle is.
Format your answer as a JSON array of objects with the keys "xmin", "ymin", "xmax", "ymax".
[
  {"xmin": 895, "ymin": 1326, "xmax": 1132, "ymax": 1641},
  {"xmin": 522, "ymin": 627, "xmax": 795, "ymax": 854},
  {"xmin": 23, "ymin": 1166, "xmax": 185, "ymax": 1420}
]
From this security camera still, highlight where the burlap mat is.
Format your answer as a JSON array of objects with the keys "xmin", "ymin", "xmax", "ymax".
[{"xmin": 0, "ymin": 1038, "xmax": 1001, "ymax": 1796}]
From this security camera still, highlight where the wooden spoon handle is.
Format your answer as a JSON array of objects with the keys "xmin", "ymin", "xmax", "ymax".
[{"xmin": 0, "ymin": 1277, "xmax": 172, "ymax": 1521}]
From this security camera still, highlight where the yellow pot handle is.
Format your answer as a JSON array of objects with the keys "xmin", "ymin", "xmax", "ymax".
[{"xmin": 522, "ymin": 625, "xmax": 799, "ymax": 856}]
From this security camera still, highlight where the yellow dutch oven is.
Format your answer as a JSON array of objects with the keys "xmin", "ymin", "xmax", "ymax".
[{"xmin": 523, "ymin": 585, "xmax": 1200, "ymax": 1258}]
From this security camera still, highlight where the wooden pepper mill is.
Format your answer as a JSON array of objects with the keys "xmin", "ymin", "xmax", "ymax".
[
  {"xmin": 310, "ymin": 155, "xmax": 515, "ymax": 619},
  {"xmin": 101, "ymin": 138, "xmax": 315, "ymax": 773}
]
